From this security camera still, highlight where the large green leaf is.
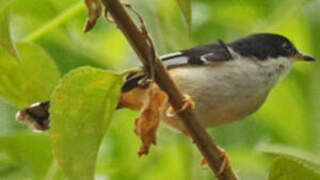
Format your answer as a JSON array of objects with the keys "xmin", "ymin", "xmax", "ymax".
[
  {"xmin": 176, "ymin": 0, "xmax": 192, "ymax": 32},
  {"xmin": 0, "ymin": 134, "xmax": 54, "ymax": 180},
  {"xmin": 0, "ymin": 5, "xmax": 19, "ymax": 59},
  {"xmin": 0, "ymin": 42, "xmax": 61, "ymax": 108},
  {"xmin": 50, "ymin": 67, "xmax": 123, "ymax": 180},
  {"xmin": 269, "ymin": 157, "xmax": 320, "ymax": 180}
]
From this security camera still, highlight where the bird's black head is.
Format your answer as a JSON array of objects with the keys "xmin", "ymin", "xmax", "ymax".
[{"xmin": 229, "ymin": 33, "xmax": 315, "ymax": 61}]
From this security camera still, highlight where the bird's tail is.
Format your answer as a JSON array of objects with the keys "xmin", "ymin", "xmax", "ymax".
[{"xmin": 16, "ymin": 72, "xmax": 149, "ymax": 131}]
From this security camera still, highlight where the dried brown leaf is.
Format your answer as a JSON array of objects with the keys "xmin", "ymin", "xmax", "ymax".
[
  {"xmin": 84, "ymin": 0, "xmax": 102, "ymax": 33},
  {"xmin": 133, "ymin": 84, "xmax": 167, "ymax": 156}
]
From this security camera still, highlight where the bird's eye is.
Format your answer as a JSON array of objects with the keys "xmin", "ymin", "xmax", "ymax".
[
  {"xmin": 281, "ymin": 42, "xmax": 294, "ymax": 55},
  {"xmin": 281, "ymin": 42, "xmax": 289, "ymax": 49}
]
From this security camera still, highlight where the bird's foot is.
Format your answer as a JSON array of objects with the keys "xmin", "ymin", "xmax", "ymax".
[
  {"xmin": 217, "ymin": 146, "xmax": 230, "ymax": 174},
  {"xmin": 182, "ymin": 129, "xmax": 190, "ymax": 136},
  {"xmin": 200, "ymin": 157, "xmax": 207, "ymax": 166},
  {"xmin": 199, "ymin": 146, "xmax": 229, "ymax": 173},
  {"xmin": 200, "ymin": 146, "xmax": 230, "ymax": 174},
  {"xmin": 166, "ymin": 94, "xmax": 195, "ymax": 117}
]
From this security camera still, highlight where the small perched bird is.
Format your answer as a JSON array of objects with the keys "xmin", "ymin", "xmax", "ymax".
[
  {"xmin": 17, "ymin": 33, "xmax": 315, "ymax": 132},
  {"xmin": 120, "ymin": 33, "xmax": 315, "ymax": 131}
]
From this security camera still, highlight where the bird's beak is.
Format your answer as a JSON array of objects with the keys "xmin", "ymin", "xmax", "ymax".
[{"xmin": 294, "ymin": 52, "xmax": 316, "ymax": 62}]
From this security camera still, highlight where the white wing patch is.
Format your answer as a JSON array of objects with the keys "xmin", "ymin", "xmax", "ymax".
[
  {"xmin": 163, "ymin": 56, "xmax": 189, "ymax": 67},
  {"xmin": 160, "ymin": 52, "xmax": 182, "ymax": 60},
  {"xmin": 200, "ymin": 53, "xmax": 215, "ymax": 63}
]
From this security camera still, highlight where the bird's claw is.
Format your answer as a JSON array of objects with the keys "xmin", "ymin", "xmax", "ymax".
[
  {"xmin": 166, "ymin": 94, "xmax": 195, "ymax": 117},
  {"xmin": 217, "ymin": 146, "xmax": 230, "ymax": 174},
  {"xmin": 199, "ymin": 146, "xmax": 229, "ymax": 174},
  {"xmin": 181, "ymin": 129, "xmax": 190, "ymax": 136},
  {"xmin": 200, "ymin": 158, "xmax": 207, "ymax": 166}
]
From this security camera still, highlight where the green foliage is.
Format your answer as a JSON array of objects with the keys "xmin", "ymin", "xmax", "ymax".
[
  {"xmin": 0, "ymin": 42, "xmax": 60, "ymax": 108},
  {"xmin": 257, "ymin": 143, "xmax": 320, "ymax": 179},
  {"xmin": 176, "ymin": 0, "xmax": 192, "ymax": 32},
  {"xmin": 257, "ymin": 143, "xmax": 320, "ymax": 166},
  {"xmin": 0, "ymin": 134, "xmax": 53, "ymax": 180},
  {"xmin": 269, "ymin": 158, "xmax": 320, "ymax": 180},
  {"xmin": 0, "ymin": 4, "xmax": 19, "ymax": 59},
  {"xmin": 50, "ymin": 67, "xmax": 123, "ymax": 180}
]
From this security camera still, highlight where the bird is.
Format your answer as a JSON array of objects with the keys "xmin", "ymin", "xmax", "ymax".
[
  {"xmin": 16, "ymin": 33, "xmax": 315, "ymax": 133},
  {"xmin": 119, "ymin": 33, "xmax": 315, "ymax": 132}
]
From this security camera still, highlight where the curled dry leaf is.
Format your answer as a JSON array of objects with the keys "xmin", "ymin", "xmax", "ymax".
[
  {"xmin": 84, "ymin": 0, "xmax": 102, "ymax": 33},
  {"xmin": 119, "ymin": 82, "xmax": 167, "ymax": 156},
  {"xmin": 135, "ymin": 86, "xmax": 167, "ymax": 156}
]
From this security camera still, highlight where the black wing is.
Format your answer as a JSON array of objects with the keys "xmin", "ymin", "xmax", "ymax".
[
  {"xmin": 162, "ymin": 40, "xmax": 234, "ymax": 69},
  {"xmin": 122, "ymin": 41, "xmax": 233, "ymax": 92}
]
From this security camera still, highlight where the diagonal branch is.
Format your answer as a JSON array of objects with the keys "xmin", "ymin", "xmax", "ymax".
[{"xmin": 100, "ymin": 0, "xmax": 237, "ymax": 179}]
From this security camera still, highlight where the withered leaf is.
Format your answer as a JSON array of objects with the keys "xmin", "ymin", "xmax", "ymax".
[
  {"xmin": 134, "ymin": 83, "xmax": 167, "ymax": 156},
  {"xmin": 84, "ymin": 0, "xmax": 102, "ymax": 33}
]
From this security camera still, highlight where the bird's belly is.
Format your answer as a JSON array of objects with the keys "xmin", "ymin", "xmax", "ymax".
[{"xmin": 161, "ymin": 63, "xmax": 277, "ymax": 131}]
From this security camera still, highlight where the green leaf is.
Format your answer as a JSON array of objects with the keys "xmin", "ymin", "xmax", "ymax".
[
  {"xmin": 176, "ymin": 0, "xmax": 192, "ymax": 32},
  {"xmin": 0, "ymin": 0, "xmax": 16, "ymax": 12},
  {"xmin": 0, "ymin": 134, "xmax": 54, "ymax": 179},
  {"xmin": 269, "ymin": 157, "xmax": 320, "ymax": 180},
  {"xmin": 0, "ymin": 5, "xmax": 19, "ymax": 59},
  {"xmin": 50, "ymin": 66, "xmax": 124, "ymax": 180},
  {"xmin": 257, "ymin": 143, "xmax": 320, "ymax": 168},
  {"xmin": 0, "ymin": 42, "xmax": 61, "ymax": 108}
]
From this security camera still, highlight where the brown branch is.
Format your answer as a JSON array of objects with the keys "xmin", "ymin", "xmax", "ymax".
[{"xmin": 100, "ymin": 0, "xmax": 237, "ymax": 179}]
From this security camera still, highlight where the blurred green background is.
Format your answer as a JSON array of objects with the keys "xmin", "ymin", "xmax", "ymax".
[{"xmin": 1, "ymin": 0, "xmax": 320, "ymax": 179}]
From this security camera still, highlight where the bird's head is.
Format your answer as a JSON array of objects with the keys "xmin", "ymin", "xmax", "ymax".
[{"xmin": 229, "ymin": 33, "xmax": 315, "ymax": 63}]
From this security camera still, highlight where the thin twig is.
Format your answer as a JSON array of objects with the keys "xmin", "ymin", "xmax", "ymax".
[
  {"xmin": 100, "ymin": 0, "xmax": 238, "ymax": 179},
  {"xmin": 23, "ymin": 1, "xmax": 85, "ymax": 41}
]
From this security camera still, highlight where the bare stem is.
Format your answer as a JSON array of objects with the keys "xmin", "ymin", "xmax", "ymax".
[
  {"xmin": 101, "ymin": 0, "xmax": 238, "ymax": 179},
  {"xmin": 23, "ymin": 2, "xmax": 85, "ymax": 42}
]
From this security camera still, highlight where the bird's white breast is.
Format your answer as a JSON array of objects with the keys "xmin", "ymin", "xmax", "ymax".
[{"xmin": 161, "ymin": 57, "xmax": 294, "ymax": 131}]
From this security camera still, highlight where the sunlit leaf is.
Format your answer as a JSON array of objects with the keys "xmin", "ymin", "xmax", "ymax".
[
  {"xmin": 176, "ymin": 0, "xmax": 192, "ymax": 32},
  {"xmin": 50, "ymin": 67, "xmax": 123, "ymax": 180},
  {"xmin": 0, "ymin": 6, "xmax": 19, "ymax": 59},
  {"xmin": 0, "ymin": 42, "xmax": 61, "ymax": 108},
  {"xmin": 0, "ymin": 134, "xmax": 53, "ymax": 179},
  {"xmin": 269, "ymin": 157, "xmax": 320, "ymax": 180}
]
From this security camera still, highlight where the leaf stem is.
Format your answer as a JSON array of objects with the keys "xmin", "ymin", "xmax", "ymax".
[
  {"xmin": 120, "ymin": 67, "xmax": 143, "ymax": 77},
  {"xmin": 23, "ymin": 1, "xmax": 85, "ymax": 42}
]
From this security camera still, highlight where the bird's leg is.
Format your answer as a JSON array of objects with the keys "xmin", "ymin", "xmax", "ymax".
[
  {"xmin": 182, "ymin": 129, "xmax": 190, "ymax": 136},
  {"xmin": 199, "ymin": 146, "xmax": 230, "ymax": 174},
  {"xmin": 200, "ymin": 158, "xmax": 207, "ymax": 166},
  {"xmin": 217, "ymin": 145, "xmax": 230, "ymax": 174},
  {"xmin": 165, "ymin": 94, "xmax": 195, "ymax": 117}
]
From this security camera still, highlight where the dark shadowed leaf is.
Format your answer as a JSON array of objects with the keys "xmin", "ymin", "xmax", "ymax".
[
  {"xmin": 50, "ymin": 67, "xmax": 123, "ymax": 180},
  {"xmin": 0, "ymin": 42, "xmax": 61, "ymax": 108},
  {"xmin": 269, "ymin": 157, "xmax": 320, "ymax": 180},
  {"xmin": 176, "ymin": 0, "xmax": 192, "ymax": 32}
]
